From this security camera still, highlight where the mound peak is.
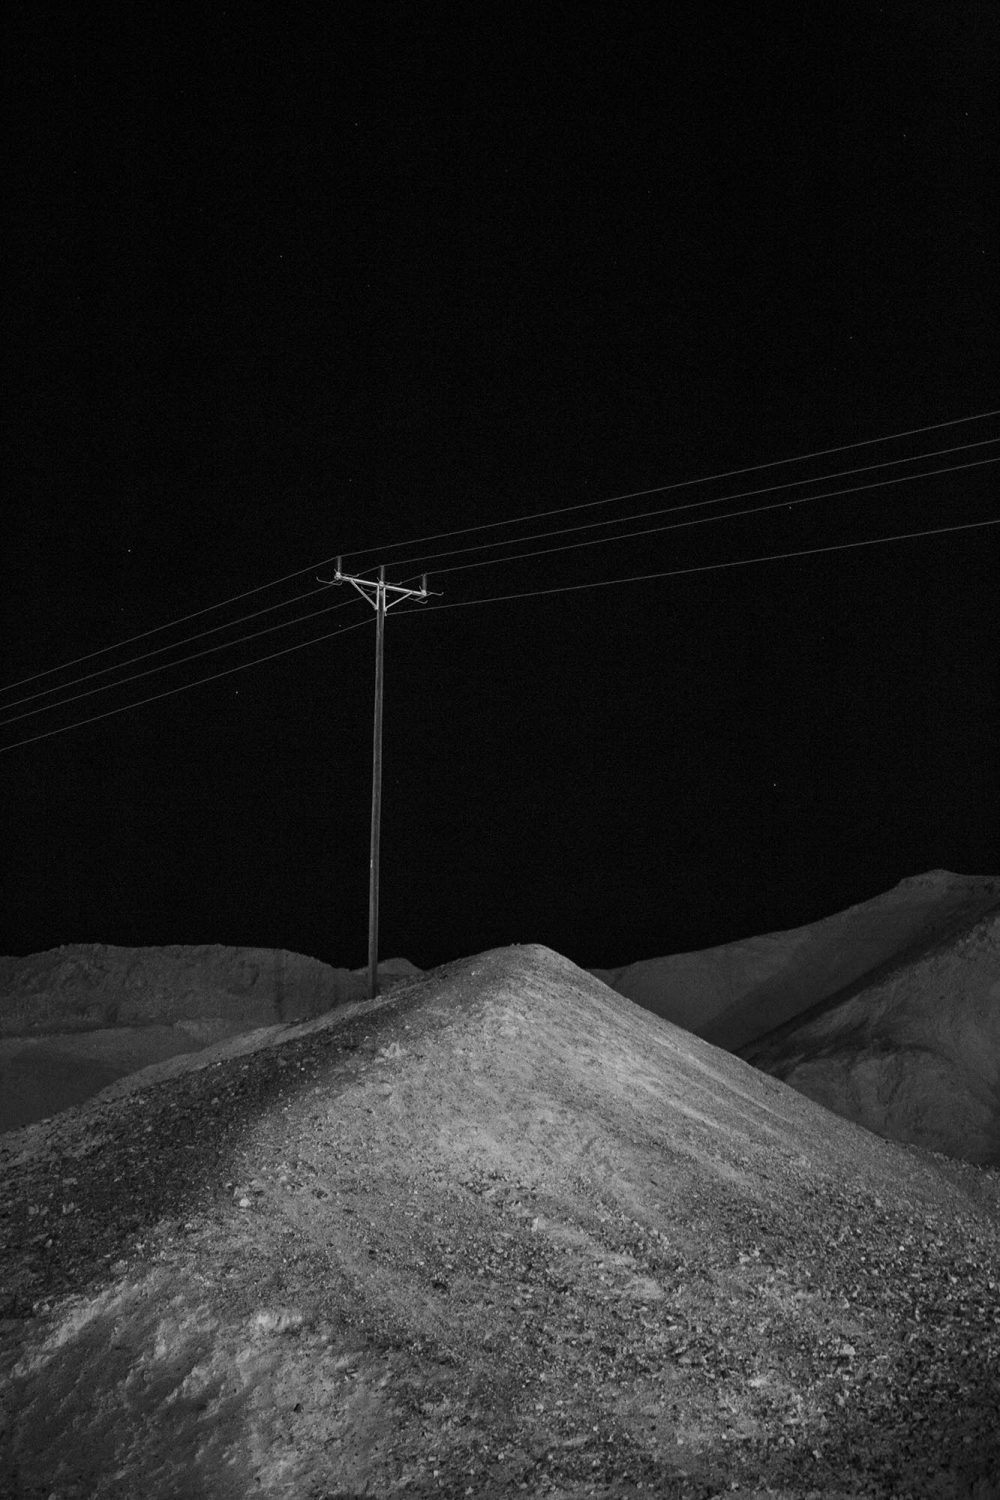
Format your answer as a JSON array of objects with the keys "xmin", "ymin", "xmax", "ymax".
[{"xmin": 2, "ymin": 944, "xmax": 999, "ymax": 1496}]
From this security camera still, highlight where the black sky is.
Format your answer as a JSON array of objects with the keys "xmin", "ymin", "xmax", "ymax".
[{"xmin": 5, "ymin": 4, "xmax": 999, "ymax": 971}]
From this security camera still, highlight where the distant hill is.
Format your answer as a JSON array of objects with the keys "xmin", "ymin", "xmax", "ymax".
[
  {"xmin": 0, "ymin": 943, "xmax": 422, "ymax": 1037},
  {"xmin": 0, "ymin": 944, "xmax": 422, "ymax": 1132},
  {"xmin": 739, "ymin": 896, "xmax": 1000, "ymax": 1165},
  {"xmin": 592, "ymin": 871, "xmax": 1000, "ymax": 1051}
]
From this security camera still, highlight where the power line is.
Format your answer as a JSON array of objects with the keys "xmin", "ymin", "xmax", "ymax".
[
  {"xmin": 0, "ymin": 593, "xmax": 360, "ymax": 729},
  {"xmin": 1, "ymin": 582, "xmax": 348, "ymax": 714},
  {"xmin": 397, "ymin": 453, "xmax": 1000, "ymax": 581},
  {"xmin": 6, "ymin": 453, "xmax": 998, "ymax": 729},
  {"xmin": 4, "ymin": 404, "xmax": 998, "ymax": 697},
  {"xmin": 0, "ymin": 563, "xmax": 362, "ymax": 700},
  {"xmin": 395, "ymin": 516, "xmax": 1000, "ymax": 612},
  {"xmin": 4, "ymin": 514, "xmax": 996, "ymax": 756},
  {"xmin": 0, "ymin": 618, "xmax": 372, "ymax": 755},
  {"xmin": 9, "ymin": 441, "xmax": 995, "ymax": 729},
  {"xmin": 388, "ymin": 447, "xmax": 1000, "ymax": 579},
  {"xmin": 13, "ymin": 438, "xmax": 995, "ymax": 717},
  {"xmin": 340, "ymin": 405, "xmax": 1000, "ymax": 563}
]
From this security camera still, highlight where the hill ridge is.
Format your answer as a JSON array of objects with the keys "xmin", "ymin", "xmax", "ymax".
[{"xmin": 594, "ymin": 870, "xmax": 1000, "ymax": 1052}]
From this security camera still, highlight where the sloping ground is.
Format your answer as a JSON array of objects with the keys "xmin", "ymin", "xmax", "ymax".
[
  {"xmin": 740, "ymin": 901, "xmax": 1000, "ymax": 1166},
  {"xmin": 0, "ymin": 945, "xmax": 420, "ymax": 1133},
  {"xmin": 2, "ymin": 946, "xmax": 999, "ymax": 1499},
  {"xmin": 592, "ymin": 871, "xmax": 1000, "ymax": 1051},
  {"xmin": 0, "ymin": 943, "xmax": 422, "ymax": 1036}
]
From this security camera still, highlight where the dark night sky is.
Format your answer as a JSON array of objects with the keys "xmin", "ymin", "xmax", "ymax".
[{"xmin": 4, "ymin": 4, "xmax": 999, "ymax": 971}]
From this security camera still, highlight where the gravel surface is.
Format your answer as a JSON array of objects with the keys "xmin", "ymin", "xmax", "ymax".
[{"xmin": 2, "ymin": 946, "xmax": 999, "ymax": 1498}]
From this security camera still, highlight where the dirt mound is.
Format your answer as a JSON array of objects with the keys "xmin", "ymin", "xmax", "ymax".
[
  {"xmin": 740, "ymin": 900, "xmax": 1000, "ymax": 1165},
  {"xmin": 1, "ymin": 945, "xmax": 999, "ymax": 1498},
  {"xmin": 592, "ymin": 870, "xmax": 1000, "ymax": 1050},
  {"xmin": 0, "ymin": 943, "xmax": 421, "ymax": 1036}
]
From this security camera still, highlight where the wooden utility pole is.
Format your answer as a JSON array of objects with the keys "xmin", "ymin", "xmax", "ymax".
[
  {"xmin": 369, "ymin": 567, "xmax": 386, "ymax": 1005},
  {"xmin": 318, "ymin": 560, "xmax": 432, "ymax": 998}
]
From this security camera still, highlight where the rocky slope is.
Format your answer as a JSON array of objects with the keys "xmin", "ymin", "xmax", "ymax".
[
  {"xmin": 591, "ymin": 871, "xmax": 1000, "ymax": 1051},
  {"xmin": 740, "ymin": 898, "xmax": 1000, "ymax": 1165},
  {"xmin": 0, "ymin": 943, "xmax": 421, "ymax": 1035},
  {"xmin": 1, "ymin": 946, "xmax": 999, "ymax": 1498}
]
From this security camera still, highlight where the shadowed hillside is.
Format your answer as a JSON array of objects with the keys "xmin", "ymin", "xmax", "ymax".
[
  {"xmin": 592, "ymin": 871, "xmax": 1000, "ymax": 1051},
  {"xmin": 740, "ymin": 899, "xmax": 1000, "ymax": 1165},
  {"xmin": 2, "ymin": 945, "xmax": 998, "ymax": 1498},
  {"xmin": 593, "ymin": 873, "xmax": 1000, "ymax": 1165}
]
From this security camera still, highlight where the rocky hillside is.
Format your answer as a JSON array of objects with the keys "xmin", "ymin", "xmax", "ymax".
[
  {"xmin": 592, "ymin": 870, "xmax": 1000, "ymax": 1050},
  {"xmin": 740, "ymin": 897, "xmax": 1000, "ymax": 1165},
  {"xmin": 0, "ymin": 943, "xmax": 421, "ymax": 1036},
  {"xmin": 2, "ymin": 945, "xmax": 998, "ymax": 1498}
]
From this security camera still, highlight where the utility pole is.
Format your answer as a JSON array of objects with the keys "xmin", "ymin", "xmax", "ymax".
[{"xmin": 318, "ymin": 560, "xmax": 433, "ymax": 999}]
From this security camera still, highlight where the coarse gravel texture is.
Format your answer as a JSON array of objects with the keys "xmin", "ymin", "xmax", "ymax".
[{"xmin": 1, "ymin": 945, "xmax": 999, "ymax": 1498}]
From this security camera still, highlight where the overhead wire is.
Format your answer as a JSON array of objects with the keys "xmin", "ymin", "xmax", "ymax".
[
  {"xmin": 6, "ymin": 441, "xmax": 999, "ymax": 723},
  {"xmin": 1, "ymin": 581, "xmax": 349, "ymax": 714},
  {"xmin": 390, "ymin": 451, "xmax": 1000, "ymax": 582},
  {"xmin": 393, "ymin": 515, "xmax": 1000, "ymax": 612},
  {"xmin": 0, "ymin": 618, "xmax": 373, "ymax": 755},
  {"xmin": 338, "ymin": 404, "xmax": 1000, "ymax": 562},
  {"xmin": 3, "ymin": 403, "xmax": 998, "ymax": 697},
  {"xmin": 3, "ymin": 513, "xmax": 997, "ymax": 755},
  {"xmin": 0, "ymin": 591, "xmax": 358, "ymax": 728}
]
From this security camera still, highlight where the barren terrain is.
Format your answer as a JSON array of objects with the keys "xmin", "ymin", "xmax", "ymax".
[
  {"xmin": 2, "ymin": 945, "xmax": 999, "ymax": 1498},
  {"xmin": 596, "ymin": 871, "xmax": 1000, "ymax": 1164},
  {"xmin": 592, "ymin": 872, "xmax": 1000, "ymax": 1051},
  {"xmin": 0, "ymin": 945, "xmax": 420, "ymax": 1133},
  {"xmin": 740, "ymin": 897, "xmax": 1000, "ymax": 1166}
]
